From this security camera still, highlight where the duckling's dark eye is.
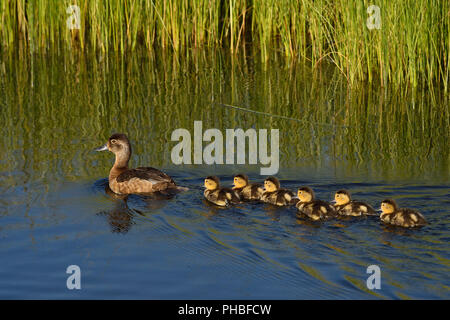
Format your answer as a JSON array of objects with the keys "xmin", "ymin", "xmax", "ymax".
[{"xmin": 111, "ymin": 139, "xmax": 117, "ymax": 144}]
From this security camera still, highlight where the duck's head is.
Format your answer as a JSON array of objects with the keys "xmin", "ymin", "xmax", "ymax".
[
  {"xmin": 380, "ymin": 199, "xmax": 397, "ymax": 214},
  {"xmin": 264, "ymin": 177, "xmax": 280, "ymax": 192},
  {"xmin": 333, "ymin": 189, "xmax": 351, "ymax": 205},
  {"xmin": 233, "ymin": 174, "xmax": 249, "ymax": 189},
  {"xmin": 297, "ymin": 186, "xmax": 314, "ymax": 203},
  {"xmin": 204, "ymin": 176, "xmax": 220, "ymax": 190},
  {"xmin": 95, "ymin": 133, "xmax": 131, "ymax": 156}
]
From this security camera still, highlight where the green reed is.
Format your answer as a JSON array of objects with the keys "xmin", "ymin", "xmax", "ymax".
[{"xmin": 0, "ymin": 0, "xmax": 448, "ymax": 91}]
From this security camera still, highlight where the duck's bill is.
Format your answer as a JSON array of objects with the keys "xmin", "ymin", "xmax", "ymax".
[
  {"xmin": 331, "ymin": 199, "xmax": 337, "ymax": 204},
  {"xmin": 377, "ymin": 208, "xmax": 383, "ymax": 212},
  {"xmin": 94, "ymin": 144, "xmax": 108, "ymax": 152}
]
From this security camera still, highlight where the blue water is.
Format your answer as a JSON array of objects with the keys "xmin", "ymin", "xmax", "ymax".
[{"xmin": 1, "ymin": 167, "xmax": 448, "ymax": 299}]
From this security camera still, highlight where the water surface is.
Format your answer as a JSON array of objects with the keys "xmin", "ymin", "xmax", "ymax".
[{"xmin": 0, "ymin": 50, "xmax": 448, "ymax": 299}]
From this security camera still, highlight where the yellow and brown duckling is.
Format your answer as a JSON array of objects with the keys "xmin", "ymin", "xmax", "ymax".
[
  {"xmin": 296, "ymin": 186, "xmax": 337, "ymax": 221},
  {"xmin": 232, "ymin": 174, "xmax": 264, "ymax": 201},
  {"xmin": 95, "ymin": 133, "xmax": 184, "ymax": 195},
  {"xmin": 332, "ymin": 190, "xmax": 376, "ymax": 217},
  {"xmin": 204, "ymin": 176, "xmax": 241, "ymax": 207},
  {"xmin": 379, "ymin": 199, "xmax": 427, "ymax": 228},
  {"xmin": 261, "ymin": 177, "xmax": 295, "ymax": 206}
]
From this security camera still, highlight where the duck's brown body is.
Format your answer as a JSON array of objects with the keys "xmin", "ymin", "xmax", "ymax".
[
  {"xmin": 109, "ymin": 166, "xmax": 177, "ymax": 194},
  {"xmin": 96, "ymin": 133, "xmax": 180, "ymax": 195}
]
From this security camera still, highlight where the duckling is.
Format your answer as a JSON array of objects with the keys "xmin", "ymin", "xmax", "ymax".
[
  {"xmin": 232, "ymin": 174, "xmax": 264, "ymax": 201},
  {"xmin": 332, "ymin": 189, "xmax": 376, "ymax": 216},
  {"xmin": 204, "ymin": 176, "xmax": 241, "ymax": 207},
  {"xmin": 95, "ymin": 133, "xmax": 185, "ymax": 195},
  {"xmin": 260, "ymin": 177, "xmax": 295, "ymax": 206},
  {"xmin": 379, "ymin": 199, "xmax": 427, "ymax": 228},
  {"xmin": 296, "ymin": 186, "xmax": 336, "ymax": 221}
]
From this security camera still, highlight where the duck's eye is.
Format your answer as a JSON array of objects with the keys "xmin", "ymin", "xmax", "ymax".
[{"xmin": 111, "ymin": 139, "xmax": 117, "ymax": 144}]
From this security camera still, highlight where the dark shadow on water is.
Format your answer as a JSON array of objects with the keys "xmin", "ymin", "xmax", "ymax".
[
  {"xmin": 380, "ymin": 223, "xmax": 420, "ymax": 237},
  {"xmin": 96, "ymin": 203, "xmax": 134, "ymax": 234},
  {"xmin": 262, "ymin": 204, "xmax": 284, "ymax": 221},
  {"xmin": 95, "ymin": 181, "xmax": 178, "ymax": 233},
  {"xmin": 201, "ymin": 199, "xmax": 248, "ymax": 219},
  {"xmin": 95, "ymin": 184, "xmax": 133, "ymax": 234},
  {"xmin": 295, "ymin": 212, "xmax": 323, "ymax": 228},
  {"xmin": 201, "ymin": 199, "xmax": 229, "ymax": 217}
]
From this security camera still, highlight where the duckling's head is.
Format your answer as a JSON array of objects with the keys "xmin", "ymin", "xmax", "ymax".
[
  {"xmin": 334, "ymin": 189, "xmax": 351, "ymax": 205},
  {"xmin": 233, "ymin": 174, "xmax": 249, "ymax": 189},
  {"xmin": 264, "ymin": 177, "xmax": 280, "ymax": 192},
  {"xmin": 380, "ymin": 199, "xmax": 398, "ymax": 214},
  {"xmin": 95, "ymin": 133, "xmax": 131, "ymax": 156},
  {"xmin": 204, "ymin": 176, "xmax": 220, "ymax": 190},
  {"xmin": 297, "ymin": 186, "xmax": 315, "ymax": 203}
]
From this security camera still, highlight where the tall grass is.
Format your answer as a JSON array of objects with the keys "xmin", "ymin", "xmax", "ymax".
[{"xmin": 0, "ymin": 0, "xmax": 448, "ymax": 91}]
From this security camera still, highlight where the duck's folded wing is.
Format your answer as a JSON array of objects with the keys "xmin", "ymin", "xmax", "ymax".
[
  {"xmin": 353, "ymin": 201, "xmax": 377, "ymax": 215},
  {"xmin": 116, "ymin": 167, "xmax": 176, "ymax": 190},
  {"xmin": 315, "ymin": 200, "xmax": 337, "ymax": 216},
  {"xmin": 204, "ymin": 190, "xmax": 219, "ymax": 203},
  {"xmin": 222, "ymin": 188, "xmax": 241, "ymax": 203}
]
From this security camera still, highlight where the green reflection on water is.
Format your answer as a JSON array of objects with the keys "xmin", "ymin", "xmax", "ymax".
[{"xmin": 0, "ymin": 49, "xmax": 448, "ymax": 186}]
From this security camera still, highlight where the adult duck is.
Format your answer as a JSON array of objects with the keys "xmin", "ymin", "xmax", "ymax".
[{"xmin": 95, "ymin": 133, "xmax": 183, "ymax": 195}]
